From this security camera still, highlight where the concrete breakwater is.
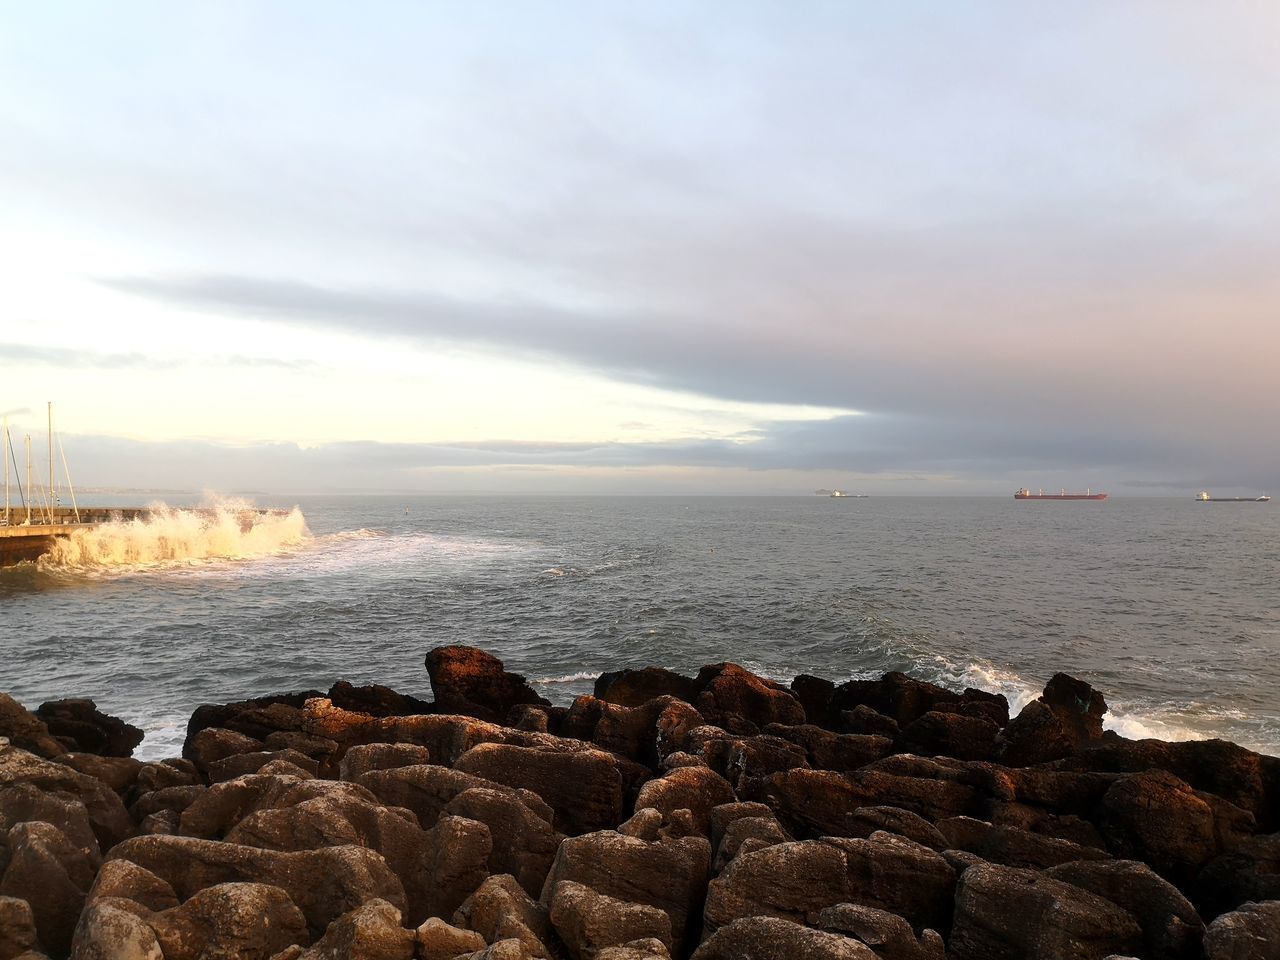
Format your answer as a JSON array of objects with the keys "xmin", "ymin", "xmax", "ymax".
[{"xmin": 0, "ymin": 645, "xmax": 1276, "ymax": 958}]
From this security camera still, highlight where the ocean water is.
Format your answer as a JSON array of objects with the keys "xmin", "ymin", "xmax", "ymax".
[{"xmin": 1, "ymin": 495, "xmax": 1277, "ymax": 759}]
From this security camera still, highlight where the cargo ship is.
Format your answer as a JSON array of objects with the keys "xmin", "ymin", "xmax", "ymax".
[
  {"xmin": 1014, "ymin": 488, "xmax": 1108, "ymax": 501},
  {"xmin": 1195, "ymin": 492, "xmax": 1271, "ymax": 503}
]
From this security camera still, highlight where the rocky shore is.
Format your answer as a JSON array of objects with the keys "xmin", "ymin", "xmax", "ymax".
[{"xmin": 2, "ymin": 646, "xmax": 1278, "ymax": 959}]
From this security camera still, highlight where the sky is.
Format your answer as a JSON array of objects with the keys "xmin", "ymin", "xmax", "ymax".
[{"xmin": 1, "ymin": 3, "xmax": 1277, "ymax": 495}]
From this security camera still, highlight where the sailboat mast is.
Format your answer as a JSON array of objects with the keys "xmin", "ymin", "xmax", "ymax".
[
  {"xmin": 3, "ymin": 415, "xmax": 8, "ymax": 526},
  {"xmin": 48, "ymin": 402, "xmax": 54, "ymax": 522},
  {"xmin": 25, "ymin": 434, "xmax": 32, "ymax": 524}
]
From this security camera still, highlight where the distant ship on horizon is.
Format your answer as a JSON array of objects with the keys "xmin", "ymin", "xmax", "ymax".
[
  {"xmin": 828, "ymin": 490, "xmax": 869, "ymax": 498},
  {"xmin": 1014, "ymin": 488, "xmax": 1108, "ymax": 501},
  {"xmin": 1195, "ymin": 491, "xmax": 1271, "ymax": 503}
]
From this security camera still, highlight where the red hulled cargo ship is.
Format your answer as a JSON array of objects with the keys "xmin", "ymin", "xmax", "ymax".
[{"xmin": 1014, "ymin": 488, "xmax": 1108, "ymax": 500}]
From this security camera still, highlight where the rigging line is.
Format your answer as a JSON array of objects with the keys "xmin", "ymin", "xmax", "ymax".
[
  {"xmin": 58, "ymin": 431, "xmax": 80, "ymax": 523},
  {"xmin": 5, "ymin": 426, "xmax": 25, "ymax": 509}
]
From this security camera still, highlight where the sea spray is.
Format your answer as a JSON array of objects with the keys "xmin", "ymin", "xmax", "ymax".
[{"xmin": 39, "ymin": 498, "xmax": 310, "ymax": 570}]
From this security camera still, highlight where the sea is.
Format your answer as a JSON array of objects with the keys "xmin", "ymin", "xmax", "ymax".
[{"xmin": 1, "ymin": 495, "xmax": 1277, "ymax": 760}]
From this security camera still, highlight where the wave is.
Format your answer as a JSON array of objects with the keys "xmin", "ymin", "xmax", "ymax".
[
  {"xmin": 533, "ymin": 671, "xmax": 598, "ymax": 684},
  {"xmin": 38, "ymin": 498, "xmax": 310, "ymax": 572}
]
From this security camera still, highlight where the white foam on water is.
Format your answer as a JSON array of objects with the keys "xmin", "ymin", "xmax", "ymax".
[
  {"xmin": 533, "ymin": 671, "xmax": 597, "ymax": 684},
  {"xmin": 38, "ymin": 498, "xmax": 310, "ymax": 573}
]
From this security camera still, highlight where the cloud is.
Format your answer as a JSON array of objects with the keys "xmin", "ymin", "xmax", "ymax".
[{"xmin": 1, "ymin": 341, "xmax": 314, "ymax": 373}]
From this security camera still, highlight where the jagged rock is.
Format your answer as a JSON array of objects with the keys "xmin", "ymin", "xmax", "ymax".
[
  {"xmin": 791, "ymin": 675, "xmax": 837, "ymax": 728},
  {"xmin": 899, "ymin": 711, "xmax": 999, "ymax": 762},
  {"xmin": 455, "ymin": 942, "xmax": 539, "ymax": 960},
  {"xmin": 0, "ymin": 697, "xmax": 64, "ymax": 760},
  {"xmin": 633, "ymin": 766, "xmax": 734, "ymax": 834},
  {"xmin": 763, "ymin": 724, "xmax": 893, "ymax": 772},
  {"xmin": 147, "ymin": 882, "xmax": 308, "ymax": 960},
  {"xmin": 1, "ymin": 820, "xmax": 98, "ymax": 956},
  {"xmin": 831, "ymin": 672, "xmax": 996, "ymax": 728},
  {"xmin": 139, "ymin": 809, "xmax": 179, "ymax": 835},
  {"xmin": 696, "ymin": 732, "xmax": 809, "ymax": 794},
  {"xmin": 184, "ymin": 692, "xmax": 326, "ymax": 754},
  {"xmin": 691, "ymin": 916, "xmax": 878, "ymax": 960},
  {"xmin": 0, "ymin": 782, "xmax": 101, "ymax": 860},
  {"xmin": 618, "ymin": 808, "xmax": 664, "ymax": 841},
  {"xmin": 421, "ymin": 815, "xmax": 493, "ymax": 920},
  {"xmin": 540, "ymin": 831, "xmax": 711, "ymax": 955},
  {"xmin": 818, "ymin": 903, "xmax": 945, "ymax": 960},
  {"xmin": 294, "ymin": 898, "xmax": 414, "ymax": 960},
  {"xmin": 1196, "ymin": 832, "xmax": 1280, "ymax": 918},
  {"xmin": 713, "ymin": 815, "xmax": 790, "ymax": 872},
  {"xmin": 129, "ymin": 784, "xmax": 206, "ymax": 823},
  {"xmin": 0, "ymin": 896, "xmax": 38, "ymax": 960},
  {"xmin": 949, "ymin": 863, "xmax": 1143, "ymax": 960},
  {"xmin": 692, "ymin": 664, "xmax": 806, "ymax": 730},
  {"xmin": 425, "ymin": 646, "xmax": 549, "ymax": 723},
  {"xmin": 842, "ymin": 806, "xmax": 947, "ymax": 851},
  {"xmin": 180, "ymin": 771, "xmax": 371, "ymax": 838},
  {"xmin": 709, "ymin": 802, "xmax": 776, "ymax": 851},
  {"xmin": 69, "ymin": 899, "xmax": 163, "ymax": 960},
  {"xmin": 937, "ymin": 817, "xmax": 1112, "ymax": 870},
  {"xmin": 562, "ymin": 696, "xmax": 704, "ymax": 771},
  {"xmin": 105, "ymin": 835, "xmax": 406, "ymax": 937},
  {"xmin": 133, "ymin": 759, "xmax": 202, "ymax": 796},
  {"xmin": 454, "ymin": 874, "xmax": 551, "ymax": 959},
  {"xmin": 453, "ymin": 743, "xmax": 626, "ymax": 835},
  {"xmin": 208, "ymin": 749, "xmax": 319, "ymax": 782},
  {"xmin": 1042, "ymin": 674, "xmax": 1107, "ymax": 743},
  {"xmin": 1203, "ymin": 901, "xmax": 1280, "ymax": 960},
  {"xmin": 596, "ymin": 940, "xmax": 671, "ymax": 960},
  {"xmin": 327, "ymin": 680, "xmax": 433, "ymax": 718},
  {"xmin": 35, "ymin": 700, "xmax": 143, "ymax": 758},
  {"xmin": 359, "ymin": 764, "xmax": 510, "ymax": 830},
  {"xmin": 416, "ymin": 917, "xmax": 486, "ymax": 960},
  {"xmin": 339, "ymin": 743, "xmax": 432, "ymax": 781},
  {"xmin": 839, "ymin": 705, "xmax": 900, "ymax": 739},
  {"xmin": 1046, "ymin": 860, "xmax": 1204, "ymax": 960},
  {"xmin": 549, "ymin": 880, "xmax": 673, "ymax": 960},
  {"xmin": 705, "ymin": 833, "xmax": 954, "ymax": 935},
  {"xmin": 187, "ymin": 727, "xmax": 265, "ymax": 774},
  {"xmin": 51, "ymin": 753, "xmax": 143, "ymax": 795},
  {"xmin": 0, "ymin": 741, "xmax": 131, "ymax": 849},
  {"xmin": 595, "ymin": 668, "xmax": 699, "ymax": 708},
  {"xmin": 1098, "ymin": 770, "xmax": 1225, "ymax": 885},
  {"xmin": 997, "ymin": 700, "xmax": 1079, "ymax": 766},
  {"xmin": 444, "ymin": 787, "xmax": 563, "ymax": 897},
  {"xmin": 85, "ymin": 860, "xmax": 179, "ymax": 912}
]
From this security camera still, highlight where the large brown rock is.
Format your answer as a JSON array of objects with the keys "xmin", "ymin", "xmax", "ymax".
[
  {"xmin": 0, "ymin": 782, "xmax": 101, "ymax": 861},
  {"xmin": 338, "ymin": 743, "xmax": 432, "ymax": 781},
  {"xmin": 1098, "ymin": 770, "xmax": 1227, "ymax": 885},
  {"xmin": 105, "ymin": 835, "xmax": 406, "ymax": 937},
  {"xmin": 425, "ymin": 646, "xmax": 549, "ymax": 723},
  {"xmin": 0, "ymin": 698, "xmax": 64, "ymax": 760},
  {"xmin": 454, "ymin": 874, "xmax": 552, "ymax": 959},
  {"xmin": 549, "ymin": 880, "xmax": 673, "ymax": 960},
  {"xmin": 420, "ymin": 815, "xmax": 492, "ymax": 920},
  {"xmin": 417, "ymin": 917, "xmax": 486, "ymax": 960},
  {"xmin": 0, "ymin": 895, "xmax": 39, "ymax": 960},
  {"xmin": 817, "ymin": 903, "xmax": 944, "ymax": 960},
  {"xmin": 69, "ymin": 899, "xmax": 163, "ymax": 960},
  {"xmin": 294, "ymin": 898, "xmax": 414, "ymax": 960},
  {"xmin": 147, "ymin": 882, "xmax": 308, "ymax": 960},
  {"xmin": 1, "ymin": 820, "xmax": 98, "ymax": 956},
  {"xmin": 937, "ymin": 817, "xmax": 1111, "ymax": 870},
  {"xmin": 762, "ymin": 724, "xmax": 892, "ymax": 773},
  {"xmin": 996, "ymin": 700, "xmax": 1079, "ymax": 766},
  {"xmin": 0, "ymin": 741, "xmax": 131, "ymax": 849},
  {"xmin": 830, "ymin": 673, "xmax": 1006, "ymax": 728},
  {"xmin": 633, "ymin": 766, "xmax": 734, "ymax": 835},
  {"xmin": 444, "ymin": 787, "xmax": 563, "ymax": 897},
  {"xmin": 949, "ymin": 863, "xmax": 1143, "ymax": 960},
  {"xmin": 539, "ymin": 830, "xmax": 710, "ymax": 955},
  {"xmin": 35, "ymin": 700, "xmax": 143, "ymax": 758},
  {"xmin": 85, "ymin": 859, "xmax": 179, "ymax": 913},
  {"xmin": 594, "ymin": 669, "xmax": 699, "ymax": 709},
  {"xmin": 692, "ymin": 664, "xmax": 805, "ymax": 730},
  {"xmin": 1046, "ymin": 859, "xmax": 1204, "ymax": 960},
  {"xmin": 899, "ymin": 711, "xmax": 999, "ymax": 762},
  {"xmin": 453, "ymin": 743, "xmax": 626, "ymax": 835},
  {"xmin": 1203, "ymin": 900, "xmax": 1280, "ymax": 960},
  {"xmin": 1196, "ymin": 832, "xmax": 1280, "ymax": 917},
  {"xmin": 1041, "ymin": 674, "xmax": 1107, "ymax": 744},
  {"xmin": 327, "ymin": 680, "xmax": 433, "ymax": 718},
  {"xmin": 692, "ymin": 916, "xmax": 878, "ymax": 960}
]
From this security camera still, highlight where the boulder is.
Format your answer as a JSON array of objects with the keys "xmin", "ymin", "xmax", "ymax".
[
  {"xmin": 68, "ymin": 899, "xmax": 163, "ymax": 960},
  {"xmin": 453, "ymin": 743, "xmax": 626, "ymax": 835},
  {"xmin": 0, "ymin": 896, "xmax": 38, "ymax": 960},
  {"xmin": 899, "ymin": 711, "xmax": 999, "ymax": 762},
  {"xmin": 996, "ymin": 700, "xmax": 1079, "ymax": 766},
  {"xmin": 294, "ymin": 898, "xmax": 414, "ymax": 960},
  {"xmin": 817, "ymin": 903, "xmax": 945, "ymax": 960},
  {"xmin": 187, "ymin": 727, "xmax": 264, "ymax": 774},
  {"xmin": 830, "ymin": 673, "xmax": 1005, "ymax": 728},
  {"xmin": 691, "ymin": 916, "xmax": 878, "ymax": 960},
  {"xmin": 1, "ymin": 820, "xmax": 97, "ymax": 956},
  {"xmin": 35, "ymin": 700, "xmax": 143, "ymax": 758},
  {"xmin": 937, "ymin": 817, "xmax": 1111, "ymax": 870},
  {"xmin": 762, "ymin": 724, "xmax": 892, "ymax": 772},
  {"xmin": 1098, "ymin": 770, "xmax": 1222, "ymax": 885},
  {"xmin": 454, "ymin": 874, "xmax": 552, "ymax": 959},
  {"xmin": 420, "ymin": 816, "xmax": 493, "ymax": 920},
  {"xmin": 633, "ymin": 766, "xmax": 734, "ymax": 835},
  {"xmin": 713, "ymin": 815, "xmax": 790, "ymax": 873},
  {"xmin": 327, "ymin": 680, "xmax": 433, "ymax": 718},
  {"xmin": 425, "ymin": 646, "xmax": 549, "ymax": 723},
  {"xmin": 0, "ymin": 782, "xmax": 101, "ymax": 860},
  {"xmin": 1041, "ymin": 674, "xmax": 1107, "ymax": 744},
  {"xmin": 549, "ymin": 880, "xmax": 673, "ymax": 960},
  {"xmin": 358, "ymin": 764, "xmax": 512, "ymax": 830},
  {"xmin": 207, "ymin": 749, "xmax": 319, "ymax": 782},
  {"xmin": 839, "ymin": 706, "xmax": 900, "ymax": 739},
  {"xmin": 85, "ymin": 860, "xmax": 179, "ymax": 913},
  {"xmin": 596, "ymin": 940, "xmax": 672, "ymax": 960},
  {"xmin": 539, "ymin": 831, "xmax": 710, "ymax": 955},
  {"xmin": 147, "ymin": 882, "xmax": 308, "ymax": 960},
  {"xmin": 338, "ymin": 743, "xmax": 432, "ymax": 781},
  {"xmin": 0, "ymin": 741, "xmax": 131, "ymax": 849},
  {"xmin": 129, "ymin": 784, "xmax": 206, "ymax": 823},
  {"xmin": 1046, "ymin": 860, "xmax": 1204, "ymax": 960},
  {"xmin": 51, "ymin": 753, "xmax": 142, "ymax": 796},
  {"xmin": 105, "ymin": 835, "xmax": 406, "ymax": 937},
  {"xmin": 0, "ymin": 697, "xmax": 64, "ymax": 760},
  {"xmin": 692, "ymin": 664, "xmax": 806, "ymax": 730},
  {"xmin": 183, "ymin": 691, "xmax": 325, "ymax": 755},
  {"xmin": 1203, "ymin": 901, "xmax": 1280, "ymax": 960},
  {"xmin": 595, "ymin": 668, "xmax": 699, "ymax": 708},
  {"xmin": 949, "ymin": 863, "xmax": 1143, "ymax": 960},
  {"xmin": 790, "ymin": 675, "xmax": 837, "ymax": 728},
  {"xmin": 444, "ymin": 787, "xmax": 563, "ymax": 897},
  {"xmin": 417, "ymin": 917, "xmax": 486, "ymax": 960},
  {"xmin": 708, "ymin": 802, "xmax": 776, "ymax": 853},
  {"xmin": 841, "ymin": 806, "xmax": 947, "ymax": 852},
  {"xmin": 1196, "ymin": 832, "xmax": 1280, "ymax": 918}
]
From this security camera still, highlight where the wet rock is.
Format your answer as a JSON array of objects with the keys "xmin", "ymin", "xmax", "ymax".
[
  {"xmin": 937, "ymin": 817, "xmax": 1112, "ymax": 870},
  {"xmin": 692, "ymin": 664, "xmax": 806, "ymax": 730},
  {"xmin": 454, "ymin": 874, "xmax": 552, "ymax": 959},
  {"xmin": 454, "ymin": 743, "xmax": 626, "ymax": 835},
  {"xmin": 0, "ymin": 697, "xmax": 64, "ymax": 760},
  {"xmin": 444, "ymin": 787, "xmax": 563, "ymax": 897},
  {"xmin": 425, "ymin": 646, "xmax": 549, "ymax": 723},
  {"xmin": 899, "ymin": 711, "xmax": 999, "ymax": 762},
  {"xmin": 35, "ymin": 700, "xmax": 144, "ymax": 758},
  {"xmin": 949, "ymin": 863, "xmax": 1143, "ymax": 960},
  {"xmin": 692, "ymin": 916, "xmax": 878, "ymax": 960},
  {"xmin": 540, "ymin": 830, "xmax": 711, "ymax": 955},
  {"xmin": 0, "ymin": 896, "xmax": 38, "ymax": 960},
  {"xmin": 817, "ymin": 903, "xmax": 945, "ymax": 960},
  {"xmin": 549, "ymin": 880, "xmax": 673, "ymax": 960},
  {"xmin": 69, "ymin": 899, "xmax": 163, "ymax": 960},
  {"xmin": 327, "ymin": 679, "xmax": 433, "ymax": 718},
  {"xmin": 633, "ymin": 766, "xmax": 734, "ymax": 835},
  {"xmin": 595, "ymin": 668, "xmax": 699, "ymax": 709},
  {"xmin": 105, "ymin": 835, "xmax": 406, "ymax": 937},
  {"xmin": 338, "ymin": 743, "xmax": 432, "ymax": 781},
  {"xmin": 1, "ymin": 820, "xmax": 99, "ymax": 956},
  {"xmin": 417, "ymin": 917, "xmax": 486, "ymax": 960},
  {"xmin": 148, "ymin": 882, "xmax": 308, "ymax": 960},
  {"xmin": 421, "ymin": 815, "xmax": 493, "ymax": 920},
  {"xmin": 1047, "ymin": 859, "xmax": 1204, "ymax": 960},
  {"xmin": 831, "ymin": 672, "xmax": 973, "ymax": 727},
  {"xmin": 0, "ymin": 741, "xmax": 131, "ymax": 849},
  {"xmin": 1203, "ymin": 901, "xmax": 1280, "ymax": 960},
  {"xmin": 839, "ymin": 705, "xmax": 900, "ymax": 739},
  {"xmin": 295, "ymin": 898, "xmax": 414, "ymax": 960}
]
